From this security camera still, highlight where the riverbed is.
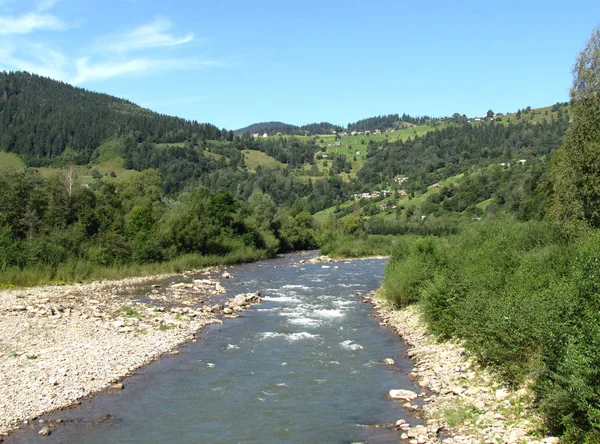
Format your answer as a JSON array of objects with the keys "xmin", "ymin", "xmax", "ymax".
[{"xmin": 5, "ymin": 253, "xmax": 425, "ymax": 443}]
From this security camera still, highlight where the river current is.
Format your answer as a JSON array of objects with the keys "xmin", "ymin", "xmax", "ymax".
[{"xmin": 9, "ymin": 253, "xmax": 425, "ymax": 443}]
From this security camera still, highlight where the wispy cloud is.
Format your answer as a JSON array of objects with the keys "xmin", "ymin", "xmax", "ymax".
[
  {"xmin": 0, "ymin": 41, "xmax": 68, "ymax": 79},
  {"xmin": 98, "ymin": 18, "xmax": 195, "ymax": 54},
  {"xmin": 0, "ymin": 11, "xmax": 65, "ymax": 34},
  {"xmin": 69, "ymin": 56, "xmax": 218, "ymax": 85}
]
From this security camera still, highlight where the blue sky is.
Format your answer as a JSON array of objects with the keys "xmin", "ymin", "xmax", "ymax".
[{"xmin": 0, "ymin": 0, "xmax": 598, "ymax": 129}]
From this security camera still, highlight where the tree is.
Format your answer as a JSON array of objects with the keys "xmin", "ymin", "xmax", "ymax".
[
  {"xmin": 487, "ymin": 110, "xmax": 494, "ymax": 118},
  {"xmin": 550, "ymin": 26, "xmax": 600, "ymax": 227}
]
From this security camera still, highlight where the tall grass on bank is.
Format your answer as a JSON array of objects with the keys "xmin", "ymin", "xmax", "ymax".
[
  {"xmin": 0, "ymin": 248, "xmax": 267, "ymax": 288},
  {"xmin": 382, "ymin": 217, "xmax": 600, "ymax": 442},
  {"xmin": 319, "ymin": 234, "xmax": 398, "ymax": 258}
]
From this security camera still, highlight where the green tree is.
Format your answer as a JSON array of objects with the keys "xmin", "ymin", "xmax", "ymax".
[{"xmin": 550, "ymin": 26, "xmax": 600, "ymax": 227}]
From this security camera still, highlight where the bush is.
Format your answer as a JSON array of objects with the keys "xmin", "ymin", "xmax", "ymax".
[{"xmin": 383, "ymin": 217, "xmax": 600, "ymax": 440}]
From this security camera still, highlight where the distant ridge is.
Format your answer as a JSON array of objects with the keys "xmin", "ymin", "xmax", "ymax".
[{"xmin": 235, "ymin": 121, "xmax": 343, "ymax": 136}]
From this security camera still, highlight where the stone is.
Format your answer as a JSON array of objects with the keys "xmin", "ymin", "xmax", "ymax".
[
  {"xmin": 216, "ymin": 283, "xmax": 227, "ymax": 294},
  {"xmin": 110, "ymin": 383, "xmax": 124, "ymax": 390},
  {"xmin": 222, "ymin": 272, "xmax": 231, "ymax": 279},
  {"xmin": 495, "ymin": 388, "xmax": 510, "ymax": 400},
  {"xmin": 403, "ymin": 402, "xmax": 419, "ymax": 411},
  {"xmin": 383, "ymin": 358, "xmax": 395, "ymax": 365},
  {"xmin": 222, "ymin": 307, "xmax": 233, "ymax": 315},
  {"xmin": 542, "ymin": 439, "xmax": 560, "ymax": 444},
  {"xmin": 464, "ymin": 386, "xmax": 482, "ymax": 396},
  {"xmin": 449, "ymin": 386, "xmax": 465, "ymax": 395},
  {"xmin": 389, "ymin": 389, "xmax": 418, "ymax": 402},
  {"xmin": 400, "ymin": 433, "xmax": 408, "ymax": 440},
  {"xmin": 407, "ymin": 425, "xmax": 428, "ymax": 438},
  {"xmin": 38, "ymin": 426, "xmax": 50, "ymax": 436},
  {"xmin": 48, "ymin": 377, "xmax": 58, "ymax": 386}
]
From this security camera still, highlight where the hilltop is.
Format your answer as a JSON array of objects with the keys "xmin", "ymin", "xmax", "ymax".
[{"xmin": 235, "ymin": 121, "xmax": 343, "ymax": 136}]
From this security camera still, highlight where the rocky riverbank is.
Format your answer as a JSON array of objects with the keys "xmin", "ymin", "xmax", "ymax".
[
  {"xmin": 370, "ymin": 295, "xmax": 560, "ymax": 444},
  {"xmin": 0, "ymin": 267, "xmax": 260, "ymax": 437}
]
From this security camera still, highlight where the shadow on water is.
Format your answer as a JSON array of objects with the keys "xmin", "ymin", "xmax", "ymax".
[{"xmin": 6, "ymin": 252, "xmax": 428, "ymax": 444}]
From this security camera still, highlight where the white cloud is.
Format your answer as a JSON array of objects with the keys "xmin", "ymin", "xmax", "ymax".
[
  {"xmin": 69, "ymin": 56, "xmax": 219, "ymax": 85},
  {"xmin": 99, "ymin": 18, "xmax": 195, "ymax": 54},
  {"xmin": 0, "ymin": 11, "xmax": 66, "ymax": 34},
  {"xmin": 0, "ymin": 41, "xmax": 68, "ymax": 79}
]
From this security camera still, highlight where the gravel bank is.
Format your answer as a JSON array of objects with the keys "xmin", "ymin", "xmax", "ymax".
[
  {"xmin": 371, "ymin": 295, "xmax": 560, "ymax": 444},
  {"xmin": 0, "ymin": 267, "xmax": 256, "ymax": 437}
]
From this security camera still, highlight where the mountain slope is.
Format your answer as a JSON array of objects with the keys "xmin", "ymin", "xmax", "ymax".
[{"xmin": 0, "ymin": 72, "xmax": 223, "ymax": 166}]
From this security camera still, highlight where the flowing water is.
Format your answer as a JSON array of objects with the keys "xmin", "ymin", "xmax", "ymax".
[{"xmin": 8, "ymin": 253, "xmax": 426, "ymax": 443}]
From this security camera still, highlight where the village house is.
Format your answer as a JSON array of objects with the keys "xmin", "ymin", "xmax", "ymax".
[
  {"xmin": 431, "ymin": 183, "xmax": 441, "ymax": 189},
  {"xmin": 399, "ymin": 190, "xmax": 408, "ymax": 196},
  {"xmin": 396, "ymin": 176, "xmax": 408, "ymax": 184}
]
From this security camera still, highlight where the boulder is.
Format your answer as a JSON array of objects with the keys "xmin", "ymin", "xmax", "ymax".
[
  {"xmin": 389, "ymin": 389, "xmax": 418, "ymax": 402},
  {"xmin": 383, "ymin": 358, "xmax": 395, "ymax": 365}
]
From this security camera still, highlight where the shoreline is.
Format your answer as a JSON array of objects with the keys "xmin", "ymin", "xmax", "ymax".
[
  {"xmin": 370, "ymin": 294, "xmax": 560, "ymax": 444},
  {"xmin": 0, "ymin": 265, "xmax": 257, "ymax": 437}
]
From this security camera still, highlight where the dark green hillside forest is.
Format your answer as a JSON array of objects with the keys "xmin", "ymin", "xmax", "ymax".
[
  {"xmin": 0, "ymin": 72, "xmax": 227, "ymax": 166},
  {"xmin": 235, "ymin": 120, "xmax": 343, "ymax": 136},
  {"xmin": 381, "ymin": 27, "xmax": 600, "ymax": 442}
]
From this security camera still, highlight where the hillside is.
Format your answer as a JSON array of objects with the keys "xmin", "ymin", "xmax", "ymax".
[
  {"xmin": 235, "ymin": 120, "xmax": 343, "ymax": 136},
  {"xmin": 0, "ymin": 72, "xmax": 225, "ymax": 166}
]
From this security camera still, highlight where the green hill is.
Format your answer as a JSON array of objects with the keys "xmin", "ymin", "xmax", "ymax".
[{"xmin": 0, "ymin": 71, "xmax": 225, "ymax": 166}]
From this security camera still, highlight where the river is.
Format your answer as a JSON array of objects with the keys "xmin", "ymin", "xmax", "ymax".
[{"xmin": 7, "ymin": 253, "xmax": 425, "ymax": 443}]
